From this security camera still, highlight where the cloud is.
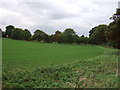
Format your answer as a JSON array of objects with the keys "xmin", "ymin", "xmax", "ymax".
[{"xmin": 0, "ymin": 0, "xmax": 118, "ymax": 36}]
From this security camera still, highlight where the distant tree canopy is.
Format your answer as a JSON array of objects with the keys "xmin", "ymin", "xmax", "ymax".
[
  {"xmin": 105, "ymin": 8, "xmax": 120, "ymax": 49},
  {"xmin": 5, "ymin": 25, "xmax": 15, "ymax": 38},
  {"xmin": 89, "ymin": 24, "xmax": 107, "ymax": 45},
  {"xmin": 61, "ymin": 28, "xmax": 76, "ymax": 43},
  {"xmin": 89, "ymin": 27, "xmax": 97, "ymax": 37},
  {"xmin": 32, "ymin": 30, "xmax": 49, "ymax": 42},
  {"xmin": 48, "ymin": 28, "xmax": 89, "ymax": 44},
  {"xmin": 23, "ymin": 29, "xmax": 32, "ymax": 41},
  {"xmin": 106, "ymin": 19, "xmax": 120, "ymax": 49},
  {"xmin": 11, "ymin": 28, "xmax": 24, "ymax": 40},
  {"xmin": 79, "ymin": 35, "xmax": 89, "ymax": 44},
  {"xmin": 54, "ymin": 30, "xmax": 62, "ymax": 43},
  {"xmin": 11, "ymin": 28, "xmax": 32, "ymax": 40}
]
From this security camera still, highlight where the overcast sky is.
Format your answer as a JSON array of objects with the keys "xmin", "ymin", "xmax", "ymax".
[{"xmin": 0, "ymin": 0, "xmax": 119, "ymax": 36}]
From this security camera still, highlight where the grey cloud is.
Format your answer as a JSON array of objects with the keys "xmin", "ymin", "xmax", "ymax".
[
  {"xmin": 48, "ymin": 9, "xmax": 79, "ymax": 19},
  {"xmin": 23, "ymin": 2, "xmax": 80, "ymax": 20},
  {"xmin": 22, "ymin": 2, "xmax": 52, "ymax": 9}
]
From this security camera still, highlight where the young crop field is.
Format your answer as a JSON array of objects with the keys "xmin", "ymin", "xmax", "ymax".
[{"xmin": 2, "ymin": 39, "xmax": 119, "ymax": 88}]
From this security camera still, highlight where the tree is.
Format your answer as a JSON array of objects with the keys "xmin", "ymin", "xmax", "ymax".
[
  {"xmin": 32, "ymin": 30, "xmax": 49, "ymax": 42},
  {"xmin": 23, "ymin": 29, "xmax": 32, "ymax": 40},
  {"xmin": 89, "ymin": 27, "xmax": 97, "ymax": 37},
  {"xmin": 11, "ymin": 28, "xmax": 24, "ymax": 40},
  {"xmin": 106, "ymin": 19, "xmax": 120, "ymax": 48},
  {"xmin": 43, "ymin": 34, "xmax": 50, "ymax": 43},
  {"xmin": 54, "ymin": 30, "xmax": 62, "ymax": 43},
  {"xmin": 110, "ymin": 8, "xmax": 120, "ymax": 21},
  {"xmin": 79, "ymin": 35, "xmax": 89, "ymax": 44},
  {"xmin": 2, "ymin": 31, "xmax": 5, "ymax": 37},
  {"xmin": 81, "ymin": 35, "xmax": 84, "ymax": 37},
  {"xmin": 73, "ymin": 35, "xmax": 80, "ymax": 44},
  {"xmin": 63, "ymin": 28, "xmax": 76, "ymax": 43},
  {"xmin": 49, "ymin": 34, "xmax": 54, "ymax": 43},
  {"xmin": 5, "ymin": 25, "xmax": 15, "ymax": 38},
  {"xmin": 32, "ymin": 30, "xmax": 43, "ymax": 41},
  {"xmin": 89, "ymin": 25, "xmax": 107, "ymax": 44},
  {"xmin": 106, "ymin": 8, "xmax": 120, "ymax": 49}
]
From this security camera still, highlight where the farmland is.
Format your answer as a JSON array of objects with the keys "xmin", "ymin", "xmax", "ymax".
[{"xmin": 2, "ymin": 39, "xmax": 119, "ymax": 88}]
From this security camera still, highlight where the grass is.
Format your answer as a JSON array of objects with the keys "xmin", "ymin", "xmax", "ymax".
[
  {"xmin": 2, "ymin": 38, "xmax": 104, "ymax": 69},
  {"xmin": 2, "ymin": 38, "xmax": 119, "ymax": 88}
]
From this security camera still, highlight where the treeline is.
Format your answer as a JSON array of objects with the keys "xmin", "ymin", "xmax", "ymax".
[
  {"xmin": 1, "ymin": 26, "xmax": 89, "ymax": 44},
  {"xmin": 1, "ymin": 8, "xmax": 120, "ymax": 49}
]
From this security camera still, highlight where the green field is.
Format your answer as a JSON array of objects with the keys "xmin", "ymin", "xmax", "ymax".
[{"xmin": 2, "ymin": 39, "xmax": 119, "ymax": 88}]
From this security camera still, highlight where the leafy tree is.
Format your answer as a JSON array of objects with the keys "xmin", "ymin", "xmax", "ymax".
[
  {"xmin": 49, "ymin": 34, "xmax": 54, "ymax": 43},
  {"xmin": 81, "ymin": 35, "xmax": 84, "ymax": 37},
  {"xmin": 79, "ymin": 35, "xmax": 89, "ymax": 44},
  {"xmin": 32, "ymin": 30, "xmax": 49, "ymax": 42},
  {"xmin": 2, "ymin": 31, "xmax": 5, "ymax": 37},
  {"xmin": 54, "ymin": 30, "xmax": 62, "ymax": 43},
  {"xmin": 106, "ymin": 8, "xmax": 120, "ymax": 49},
  {"xmin": 89, "ymin": 27, "xmax": 97, "ymax": 37},
  {"xmin": 23, "ymin": 29, "xmax": 32, "ymax": 40},
  {"xmin": 5, "ymin": 25, "xmax": 15, "ymax": 38},
  {"xmin": 32, "ymin": 30, "xmax": 43, "ymax": 41},
  {"xmin": 63, "ymin": 28, "xmax": 76, "ymax": 43},
  {"xmin": 106, "ymin": 19, "xmax": 120, "ymax": 48},
  {"xmin": 11, "ymin": 28, "xmax": 24, "ymax": 40},
  {"xmin": 43, "ymin": 34, "xmax": 50, "ymax": 43},
  {"xmin": 73, "ymin": 35, "xmax": 80, "ymax": 44},
  {"xmin": 58, "ymin": 33, "xmax": 66, "ymax": 43},
  {"xmin": 89, "ymin": 25, "xmax": 107, "ymax": 44}
]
